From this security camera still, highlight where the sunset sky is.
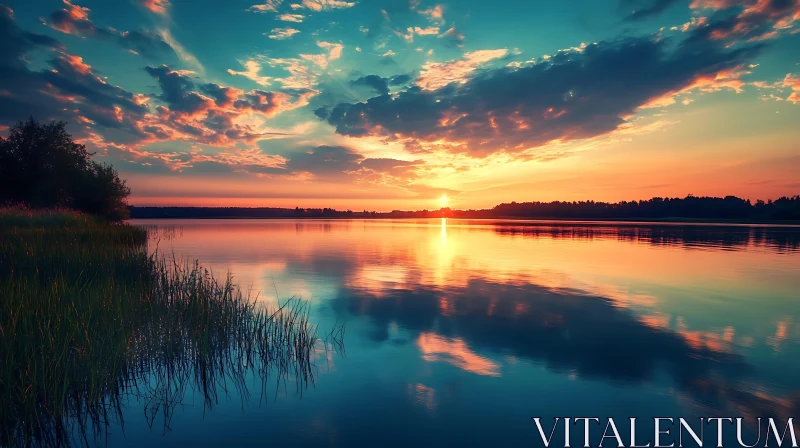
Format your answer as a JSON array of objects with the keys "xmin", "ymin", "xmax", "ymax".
[{"xmin": 1, "ymin": 0, "xmax": 799, "ymax": 210}]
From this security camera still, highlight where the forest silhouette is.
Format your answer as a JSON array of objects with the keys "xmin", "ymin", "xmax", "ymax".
[{"xmin": 131, "ymin": 195, "xmax": 800, "ymax": 221}]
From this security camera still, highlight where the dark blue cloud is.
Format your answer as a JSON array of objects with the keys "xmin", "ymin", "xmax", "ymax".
[
  {"xmin": 350, "ymin": 75, "xmax": 390, "ymax": 95},
  {"xmin": 1, "ymin": 6, "xmax": 63, "ymax": 69},
  {"xmin": 0, "ymin": 6, "xmax": 148, "ymax": 138},
  {"xmin": 285, "ymin": 145, "xmax": 364, "ymax": 177},
  {"xmin": 316, "ymin": 34, "xmax": 762, "ymax": 157},
  {"xmin": 117, "ymin": 30, "xmax": 176, "ymax": 60},
  {"xmin": 389, "ymin": 74, "xmax": 412, "ymax": 86},
  {"xmin": 348, "ymin": 74, "xmax": 412, "ymax": 96},
  {"xmin": 145, "ymin": 65, "xmax": 207, "ymax": 113},
  {"xmin": 47, "ymin": 1, "xmax": 175, "ymax": 60},
  {"xmin": 685, "ymin": 0, "xmax": 800, "ymax": 43}
]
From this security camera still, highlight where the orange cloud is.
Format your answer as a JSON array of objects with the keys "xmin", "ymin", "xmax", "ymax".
[
  {"xmin": 784, "ymin": 74, "xmax": 800, "ymax": 103},
  {"xmin": 278, "ymin": 13, "xmax": 304, "ymax": 22},
  {"xmin": 269, "ymin": 27, "xmax": 301, "ymax": 40},
  {"xmin": 640, "ymin": 65, "xmax": 751, "ymax": 110},
  {"xmin": 59, "ymin": 53, "xmax": 93, "ymax": 75},
  {"xmin": 47, "ymin": 0, "xmax": 92, "ymax": 35},
  {"xmin": 297, "ymin": 0, "xmax": 355, "ymax": 11},
  {"xmin": 417, "ymin": 4, "xmax": 444, "ymax": 24},
  {"xmin": 416, "ymin": 49, "xmax": 508, "ymax": 90},
  {"xmin": 691, "ymin": 0, "xmax": 800, "ymax": 41},
  {"xmin": 417, "ymin": 332, "xmax": 500, "ymax": 376},
  {"xmin": 247, "ymin": 0, "xmax": 283, "ymax": 13},
  {"xmin": 139, "ymin": 0, "xmax": 170, "ymax": 15},
  {"xmin": 690, "ymin": 0, "xmax": 740, "ymax": 9},
  {"xmin": 227, "ymin": 60, "xmax": 272, "ymax": 86}
]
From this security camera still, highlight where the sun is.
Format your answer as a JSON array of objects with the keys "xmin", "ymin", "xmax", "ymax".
[{"xmin": 439, "ymin": 194, "xmax": 449, "ymax": 208}]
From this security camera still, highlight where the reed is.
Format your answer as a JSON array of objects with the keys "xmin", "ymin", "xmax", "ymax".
[{"xmin": 0, "ymin": 209, "xmax": 343, "ymax": 447}]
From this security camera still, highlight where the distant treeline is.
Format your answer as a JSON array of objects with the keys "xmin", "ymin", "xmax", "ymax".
[
  {"xmin": 129, "ymin": 195, "xmax": 800, "ymax": 221},
  {"xmin": 130, "ymin": 207, "xmax": 369, "ymax": 219}
]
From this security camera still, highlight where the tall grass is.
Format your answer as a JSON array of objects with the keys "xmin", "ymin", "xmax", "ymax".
[{"xmin": 0, "ymin": 209, "xmax": 343, "ymax": 447}]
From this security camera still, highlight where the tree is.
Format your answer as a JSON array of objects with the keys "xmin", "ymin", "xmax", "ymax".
[{"xmin": 0, "ymin": 118, "xmax": 131, "ymax": 221}]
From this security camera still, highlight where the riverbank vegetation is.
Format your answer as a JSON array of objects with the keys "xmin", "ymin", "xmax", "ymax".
[
  {"xmin": 0, "ymin": 209, "xmax": 342, "ymax": 446},
  {"xmin": 0, "ymin": 119, "xmax": 131, "ymax": 222}
]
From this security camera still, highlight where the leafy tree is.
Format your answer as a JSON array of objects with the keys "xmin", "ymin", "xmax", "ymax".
[{"xmin": 0, "ymin": 118, "xmax": 131, "ymax": 221}]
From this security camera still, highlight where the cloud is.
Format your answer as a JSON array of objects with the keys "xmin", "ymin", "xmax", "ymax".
[
  {"xmin": 0, "ymin": 8, "xmax": 316, "ymax": 176},
  {"xmin": 227, "ymin": 60, "xmax": 272, "ymax": 86},
  {"xmin": 268, "ymin": 27, "xmax": 301, "ymax": 39},
  {"xmin": 294, "ymin": 0, "xmax": 356, "ymax": 11},
  {"xmin": 145, "ymin": 65, "xmax": 211, "ymax": 114},
  {"xmin": 189, "ymin": 147, "xmax": 287, "ymax": 173},
  {"xmin": 416, "ymin": 49, "xmax": 508, "ymax": 90},
  {"xmin": 417, "ymin": 4, "xmax": 444, "ymax": 24},
  {"xmin": 285, "ymin": 145, "xmax": 364, "ymax": 178},
  {"xmin": 350, "ymin": 75, "xmax": 390, "ymax": 95},
  {"xmin": 47, "ymin": 0, "xmax": 100, "ymax": 35},
  {"xmin": 278, "ymin": 13, "xmax": 305, "ymax": 22},
  {"xmin": 354, "ymin": 157, "xmax": 427, "ymax": 184},
  {"xmin": 44, "ymin": 1, "xmax": 177, "ymax": 60},
  {"xmin": 266, "ymin": 58, "xmax": 317, "ymax": 89},
  {"xmin": 229, "ymin": 56, "xmax": 322, "ymax": 90},
  {"xmin": 1, "ymin": 8, "xmax": 147, "ymax": 135},
  {"xmin": 119, "ymin": 30, "xmax": 178, "ymax": 59},
  {"xmin": 690, "ymin": 0, "xmax": 741, "ymax": 8},
  {"xmin": 395, "ymin": 25, "xmax": 441, "ymax": 43},
  {"xmin": 201, "ymin": 83, "xmax": 244, "ymax": 107},
  {"xmin": 413, "ymin": 26, "xmax": 440, "ymax": 35},
  {"xmin": 784, "ymin": 74, "xmax": 800, "ymax": 103},
  {"xmin": 673, "ymin": 16, "xmax": 709, "ymax": 32},
  {"xmin": 345, "ymin": 74, "xmax": 414, "ymax": 99},
  {"xmin": 0, "ymin": 16, "xmax": 149, "ymax": 140},
  {"xmin": 155, "ymin": 28, "xmax": 203, "ymax": 71},
  {"xmin": 300, "ymin": 41, "xmax": 344, "ymax": 68},
  {"xmin": 359, "ymin": 157, "xmax": 423, "ymax": 172},
  {"xmin": 438, "ymin": 26, "xmax": 465, "ymax": 47},
  {"xmin": 318, "ymin": 41, "xmax": 344, "ymax": 59},
  {"xmin": 145, "ymin": 63, "xmax": 316, "ymax": 124},
  {"xmin": 247, "ymin": 0, "xmax": 283, "ymax": 13},
  {"xmin": 417, "ymin": 332, "xmax": 500, "ymax": 376},
  {"xmin": 687, "ymin": 0, "xmax": 800, "ymax": 42},
  {"xmin": 138, "ymin": 0, "xmax": 170, "ymax": 15},
  {"xmin": 390, "ymin": 74, "xmax": 412, "ymax": 85},
  {"xmin": 1, "ymin": 5, "xmax": 63, "ymax": 69},
  {"xmin": 233, "ymin": 90, "xmax": 314, "ymax": 117},
  {"xmin": 316, "ymin": 36, "xmax": 761, "ymax": 158},
  {"xmin": 626, "ymin": 0, "xmax": 799, "ymax": 41}
]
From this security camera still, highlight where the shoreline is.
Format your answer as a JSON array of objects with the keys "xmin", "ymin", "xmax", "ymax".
[{"xmin": 128, "ymin": 215, "xmax": 800, "ymax": 227}]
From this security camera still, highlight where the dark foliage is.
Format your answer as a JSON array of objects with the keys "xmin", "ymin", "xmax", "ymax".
[
  {"xmin": 0, "ymin": 118, "xmax": 130, "ymax": 221},
  {"xmin": 488, "ymin": 195, "xmax": 800, "ymax": 221}
]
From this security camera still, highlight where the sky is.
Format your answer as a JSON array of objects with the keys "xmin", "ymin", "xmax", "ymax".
[{"xmin": 1, "ymin": 0, "xmax": 799, "ymax": 210}]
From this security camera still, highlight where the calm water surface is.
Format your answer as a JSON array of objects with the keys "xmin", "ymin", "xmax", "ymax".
[{"xmin": 117, "ymin": 219, "xmax": 799, "ymax": 446}]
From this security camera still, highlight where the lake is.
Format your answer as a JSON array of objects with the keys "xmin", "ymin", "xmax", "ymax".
[{"xmin": 117, "ymin": 219, "xmax": 800, "ymax": 447}]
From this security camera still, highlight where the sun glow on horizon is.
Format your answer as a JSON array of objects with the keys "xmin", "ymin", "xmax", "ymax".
[{"xmin": 439, "ymin": 194, "xmax": 449, "ymax": 208}]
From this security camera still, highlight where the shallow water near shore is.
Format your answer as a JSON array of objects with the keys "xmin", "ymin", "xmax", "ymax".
[{"xmin": 115, "ymin": 218, "xmax": 800, "ymax": 446}]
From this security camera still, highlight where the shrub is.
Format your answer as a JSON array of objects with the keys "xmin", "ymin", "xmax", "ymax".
[{"xmin": 0, "ymin": 118, "xmax": 131, "ymax": 221}]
